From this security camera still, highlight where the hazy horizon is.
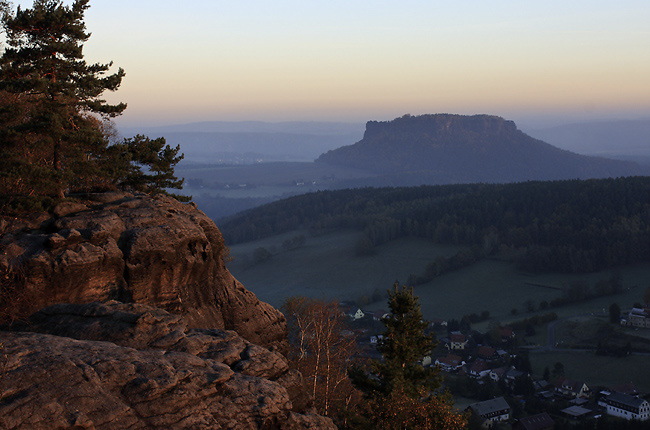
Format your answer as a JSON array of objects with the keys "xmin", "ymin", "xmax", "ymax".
[{"xmin": 8, "ymin": 0, "xmax": 649, "ymax": 131}]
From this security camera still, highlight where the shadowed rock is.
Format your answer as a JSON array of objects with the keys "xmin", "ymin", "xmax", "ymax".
[{"xmin": 0, "ymin": 301, "xmax": 335, "ymax": 429}]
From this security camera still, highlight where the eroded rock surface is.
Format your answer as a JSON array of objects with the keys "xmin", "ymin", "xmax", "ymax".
[
  {"xmin": 0, "ymin": 192, "xmax": 285, "ymax": 348},
  {"xmin": 0, "ymin": 302, "xmax": 335, "ymax": 430}
]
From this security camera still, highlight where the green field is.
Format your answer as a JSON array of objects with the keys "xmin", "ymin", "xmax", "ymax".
[
  {"xmin": 228, "ymin": 230, "xmax": 649, "ymax": 322},
  {"xmin": 529, "ymin": 350, "xmax": 650, "ymax": 392},
  {"xmin": 228, "ymin": 231, "xmax": 464, "ymax": 309}
]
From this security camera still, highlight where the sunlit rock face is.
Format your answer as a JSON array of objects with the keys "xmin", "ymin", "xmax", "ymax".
[
  {"xmin": 0, "ymin": 302, "xmax": 335, "ymax": 430},
  {"xmin": 0, "ymin": 192, "xmax": 286, "ymax": 349}
]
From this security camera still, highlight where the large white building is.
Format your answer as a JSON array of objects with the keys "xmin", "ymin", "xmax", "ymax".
[
  {"xmin": 468, "ymin": 397, "xmax": 511, "ymax": 428},
  {"xmin": 606, "ymin": 392, "xmax": 650, "ymax": 421}
]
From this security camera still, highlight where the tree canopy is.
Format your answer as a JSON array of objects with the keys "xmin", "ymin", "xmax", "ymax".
[
  {"xmin": 0, "ymin": 0, "xmax": 184, "ymax": 210},
  {"xmin": 219, "ymin": 177, "xmax": 650, "ymax": 274}
]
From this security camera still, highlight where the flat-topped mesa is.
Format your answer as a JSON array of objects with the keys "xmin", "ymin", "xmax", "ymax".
[
  {"xmin": 363, "ymin": 113, "xmax": 518, "ymax": 139},
  {"xmin": 316, "ymin": 113, "xmax": 645, "ymax": 183},
  {"xmin": 0, "ymin": 192, "xmax": 286, "ymax": 349}
]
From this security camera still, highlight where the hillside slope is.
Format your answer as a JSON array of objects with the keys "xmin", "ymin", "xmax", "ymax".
[{"xmin": 316, "ymin": 114, "xmax": 647, "ymax": 184}]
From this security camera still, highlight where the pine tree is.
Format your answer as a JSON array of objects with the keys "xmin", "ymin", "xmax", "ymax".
[
  {"xmin": 0, "ymin": 0, "xmax": 125, "ymax": 198},
  {"xmin": 375, "ymin": 283, "xmax": 438, "ymax": 397},
  {"xmin": 349, "ymin": 283, "xmax": 466, "ymax": 429}
]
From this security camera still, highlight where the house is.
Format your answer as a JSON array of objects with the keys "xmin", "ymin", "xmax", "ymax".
[
  {"xmin": 436, "ymin": 354, "xmax": 465, "ymax": 372},
  {"xmin": 556, "ymin": 378, "xmax": 590, "ymax": 398},
  {"xmin": 468, "ymin": 360, "xmax": 491, "ymax": 379},
  {"xmin": 624, "ymin": 307, "xmax": 650, "ymax": 328},
  {"xmin": 430, "ymin": 317, "xmax": 447, "ymax": 327},
  {"xmin": 513, "ymin": 412, "xmax": 554, "ymax": 430},
  {"xmin": 348, "ymin": 307, "xmax": 365, "ymax": 320},
  {"xmin": 467, "ymin": 397, "xmax": 511, "ymax": 428},
  {"xmin": 373, "ymin": 310, "xmax": 389, "ymax": 322},
  {"xmin": 532, "ymin": 378, "xmax": 552, "ymax": 393},
  {"xmin": 561, "ymin": 405, "xmax": 593, "ymax": 420},
  {"xmin": 449, "ymin": 333, "xmax": 469, "ymax": 350},
  {"xmin": 421, "ymin": 354, "xmax": 432, "ymax": 366},
  {"xmin": 499, "ymin": 326, "xmax": 515, "ymax": 342},
  {"xmin": 477, "ymin": 345, "xmax": 498, "ymax": 361},
  {"xmin": 610, "ymin": 382, "xmax": 639, "ymax": 396},
  {"xmin": 504, "ymin": 367, "xmax": 527, "ymax": 383},
  {"xmin": 606, "ymin": 392, "xmax": 650, "ymax": 421},
  {"xmin": 489, "ymin": 366, "xmax": 507, "ymax": 382}
]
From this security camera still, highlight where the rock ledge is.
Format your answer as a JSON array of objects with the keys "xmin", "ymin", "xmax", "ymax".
[{"xmin": 0, "ymin": 301, "xmax": 335, "ymax": 430}]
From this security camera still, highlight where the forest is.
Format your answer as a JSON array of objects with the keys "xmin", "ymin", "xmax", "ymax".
[{"xmin": 219, "ymin": 176, "xmax": 650, "ymax": 274}]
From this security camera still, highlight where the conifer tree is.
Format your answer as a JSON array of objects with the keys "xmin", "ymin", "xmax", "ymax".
[
  {"xmin": 349, "ymin": 283, "xmax": 466, "ymax": 429},
  {"xmin": 0, "ymin": 1, "xmax": 186, "ymax": 207},
  {"xmin": 375, "ymin": 283, "xmax": 439, "ymax": 397},
  {"xmin": 0, "ymin": 0, "xmax": 125, "ymax": 198}
]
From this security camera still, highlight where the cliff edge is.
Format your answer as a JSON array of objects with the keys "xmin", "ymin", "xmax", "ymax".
[{"xmin": 0, "ymin": 192, "xmax": 285, "ymax": 349}]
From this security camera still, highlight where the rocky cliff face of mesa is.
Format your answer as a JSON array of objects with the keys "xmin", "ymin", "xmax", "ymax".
[
  {"xmin": 0, "ymin": 302, "xmax": 335, "ymax": 429},
  {"xmin": 0, "ymin": 192, "xmax": 285, "ymax": 349}
]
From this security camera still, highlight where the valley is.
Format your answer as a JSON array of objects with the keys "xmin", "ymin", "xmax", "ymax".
[{"xmin": 228, "ymin": 229, "xmax": 650, "ymax": 394}]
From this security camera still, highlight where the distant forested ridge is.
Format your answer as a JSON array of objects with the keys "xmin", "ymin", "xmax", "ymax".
[
  {"xmin": 219, "ymin": 176, "xmax": 650, "ymax": 273},
  {"xmin": 316, "ymin": 114, "xmax": 647, "ymax": 184}
]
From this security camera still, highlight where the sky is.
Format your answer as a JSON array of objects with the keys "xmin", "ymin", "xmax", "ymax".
[{"xmin": 9, "ymin": 0, "xmax": 650, "ymax": 129}]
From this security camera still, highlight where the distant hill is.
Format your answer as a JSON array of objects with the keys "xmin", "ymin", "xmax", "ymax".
[
  {"xmin": 527, "ymin": 118, "xmax": 650, "ymax": 160},
  {"xmin": 316, "ymin": 114, "xmax": 648, "ymax": 184},
  {"xmin": 120, "ymin": 121, "xmax": 365, "ymax": 164},
  {"xmin": 219, "ymin": 176, "xmax": 650, "ymax": 274}
]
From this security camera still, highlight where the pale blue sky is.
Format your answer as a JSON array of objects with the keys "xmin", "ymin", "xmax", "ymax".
[{"xmin": 10, "ymin": 0, "xmax": 650, "ymax": 128}]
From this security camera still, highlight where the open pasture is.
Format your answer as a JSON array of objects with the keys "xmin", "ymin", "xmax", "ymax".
[
  {"xmin": 228, "ymin": 231, "xmax": 463, "ymax": 308},
  {"xmin": 228, "ymin": 230, "xmax": 649, "ymax": 323},
  {"xmin": 529, "ymin": 350, "xmax": 650, "ymax": 393}
]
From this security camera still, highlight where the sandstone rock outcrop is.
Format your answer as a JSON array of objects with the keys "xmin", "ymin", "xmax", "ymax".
[
  {"xmin": 0, "ymin": 192, "xmax": 285, "ymax": 348},
  {"xmin": 0, "ymin": 301, "xmax": 335, "ymax": 429}
]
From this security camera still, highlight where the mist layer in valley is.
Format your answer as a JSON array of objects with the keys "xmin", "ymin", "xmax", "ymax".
[{"xmin": 129, "ymin": 115, "xmax": 650, "ymax": 220}]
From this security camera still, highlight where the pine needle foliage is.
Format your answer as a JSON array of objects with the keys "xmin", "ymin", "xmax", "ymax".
[
  {"xmin": 0, "ymin": 0, "xmax": 185, "ymax": 210},
  {"xmin": 348, "ymin": 284, "xmax": 467, "ymax": 429}
]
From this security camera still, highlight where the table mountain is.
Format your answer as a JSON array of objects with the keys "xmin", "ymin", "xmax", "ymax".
[{"xmin": 316, "ymin": 114, "xmax": 647, "ymax": 185}]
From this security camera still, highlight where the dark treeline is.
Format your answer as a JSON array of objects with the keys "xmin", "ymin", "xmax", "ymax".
[{"xmin": 219, "ymin": 176, "xmax": 650, "ymax": 273}]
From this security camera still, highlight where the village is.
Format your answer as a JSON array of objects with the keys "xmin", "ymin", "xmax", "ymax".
[{"xmin": 343, "ymin": 303, "xmax": 650, "ymax": 429}]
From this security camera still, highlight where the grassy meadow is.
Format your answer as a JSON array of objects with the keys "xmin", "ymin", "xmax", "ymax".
[
  {"xmin": 530, "ymin": 350, "xmax": 650, "ymax": 393},
  {"xmin": 228, "ymin": 230, "xmax": 465, "ymax": 309},
  {"xmin": 228, "ymin": 230, "xmax": 648, "ymax": 322}
]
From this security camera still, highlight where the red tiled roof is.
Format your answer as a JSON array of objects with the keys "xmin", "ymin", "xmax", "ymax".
[
  {"xmin": 610, "ymin": 382, "xmax": 639, "ymax": 396},
  {"xmin": 438, "ymin": 354, "xmax": 463, "ymax": 366},
  {"xmin": 470, "ymin": 360, "xmax": 489, "ymax": 373},
  {"xmin": 451, "ymin": 334, "xmax": 466, "ymax": 343},
  {"xmin": 500, "ymin": 326, "xmax": 514, "ymax": 337},
  {"xmin": 517, "ymin": 412, "xmax": 554, "ymax": 430},
  {"xmin": 478, "ymin": 345, "xmax": 496, "ymax": 357}
]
